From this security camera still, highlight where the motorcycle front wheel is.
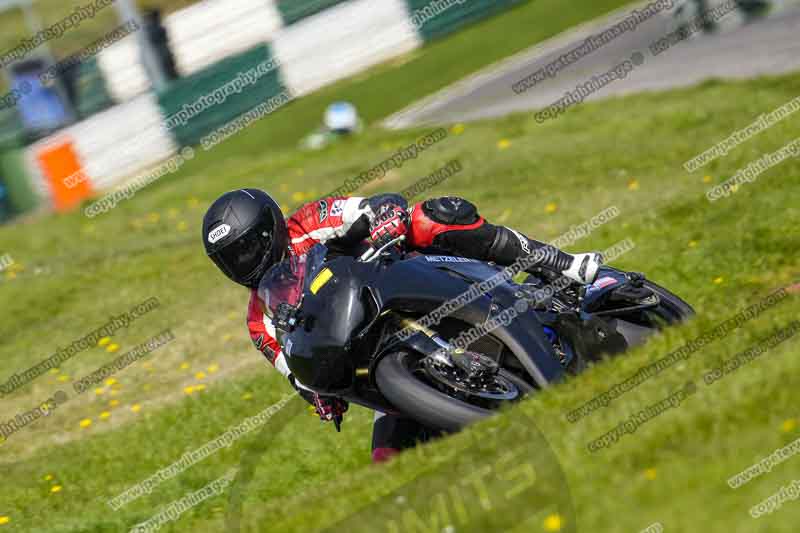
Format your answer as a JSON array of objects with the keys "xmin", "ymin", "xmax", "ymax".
[{"xmin": 375, "ymin": 350, "xmax": 532, "ymax": 432}]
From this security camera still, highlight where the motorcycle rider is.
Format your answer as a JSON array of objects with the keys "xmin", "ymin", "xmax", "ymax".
[{"xmin": 202, "ymin": 189, "xmax": 603, "ymax": 462}]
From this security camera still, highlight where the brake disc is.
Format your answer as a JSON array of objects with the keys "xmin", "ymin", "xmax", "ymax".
[{"xmin": 422, "ymin": 350, "xmax": 519, "ymax": 401}]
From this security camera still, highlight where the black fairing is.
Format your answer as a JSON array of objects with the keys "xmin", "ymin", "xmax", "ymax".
[
  {"xmin": 283, "ymin": 253, "xmax": 565, "ymax": 393},
  {"xmin": 282, "ymin": 257, "xmax": 367, "ymax": 390},
  {"xmin": 580, "ymin": 266, "xmax": 629, "ymax": 312}
]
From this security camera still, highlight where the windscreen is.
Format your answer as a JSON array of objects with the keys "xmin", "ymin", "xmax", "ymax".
[{"xmin": 258, "ymin": 244, "xmax": 328, "ymax": 317}]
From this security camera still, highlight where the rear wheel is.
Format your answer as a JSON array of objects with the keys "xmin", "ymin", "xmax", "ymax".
[
  {"xmin": 595, "ymin": 279, "xmax": 695, "ymax": 354},
  {"xmin": 375, "ymin": 350, "xmax": 532, "ymax": 432}
]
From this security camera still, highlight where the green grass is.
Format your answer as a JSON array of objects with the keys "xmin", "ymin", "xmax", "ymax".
[{"xmin": 1, "ymin": 6, "xmax": 800, "ymax": 533}]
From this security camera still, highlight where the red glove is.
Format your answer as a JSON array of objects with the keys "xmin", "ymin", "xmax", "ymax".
[
  {"xmin": 368, "ymin": 204, "xmax": 409, "ymax": 249},
  {"xmin": 313, "ymin": 394, "xmax": 348, "ymax": 422}
]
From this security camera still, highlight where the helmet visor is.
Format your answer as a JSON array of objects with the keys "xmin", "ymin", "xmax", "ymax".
[{"xmin": 211, "ymin": 217, "xmax": 274, "ymax": 282}]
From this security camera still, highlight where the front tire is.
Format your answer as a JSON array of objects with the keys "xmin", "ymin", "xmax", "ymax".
[{"xmin": 375, "ymin": 351, "xmax": 530, "ymax": 432}]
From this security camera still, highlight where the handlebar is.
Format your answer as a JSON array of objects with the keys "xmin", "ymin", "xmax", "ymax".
[{"xmin": 359, "ymin": 235, "xmax": 406, "ymax": 263}]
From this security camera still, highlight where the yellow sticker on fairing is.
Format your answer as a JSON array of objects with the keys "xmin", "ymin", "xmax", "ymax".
[{"xmin": 310, "ymin": 268, "xmax": 333, "ymax": 294}]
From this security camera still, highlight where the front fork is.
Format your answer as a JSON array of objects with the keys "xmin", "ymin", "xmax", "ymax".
[{"xmin": 395, "ymin": 318, "xmax": 499, "ymax": 379}]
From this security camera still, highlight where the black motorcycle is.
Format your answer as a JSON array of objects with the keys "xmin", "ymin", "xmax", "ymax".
[{"xmin": 260, "ymin": 237, "xmax": 694, "ymax": 432}]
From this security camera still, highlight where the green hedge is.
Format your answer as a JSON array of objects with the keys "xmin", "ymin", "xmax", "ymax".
[
  {"xmin": 0, "ymin": 148, "xmax": 39, "ymax": 217},
  {"xmin": 71, "ymin": 57, "xmax": 115, "ymax": 119},
  {"xmin": 406, "ymin": 0, "xmax": 528, "ymax": 41},
  {"xmin": 0, "ymin": 107, "xmax": 24, "ymax": 152},
  {"xmin": 276, "ymin": 0, "xmax": 348, "ymax": 25}
]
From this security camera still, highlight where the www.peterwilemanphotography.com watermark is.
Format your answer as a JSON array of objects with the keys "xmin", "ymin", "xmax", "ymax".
[
  {"xmin": 0, "ymin": 390, "xmax": 68, "ymax": 444},
  {"xmin": 394, "ymin": 205, "xmax": 621, "ymax": 342},
  {"xmin": 130, "ymin": 469, "xmax": 238, "ymax": 533},
  {"xmin": 513, "ymin": 0, "xmax": 673, "ymax": 95},
  {"xmin": 566, "ymin": 289, "xmax": 789, "ymax": 422},
  {"xmin": 109, "ymin": 393, "xmax": 297, "ymax": 510},
  {"xmin": 0, "ymin": 297, "xmax": 160, "ymax": 396},
  {"xmin": 535, "ymin": 53, "xmax": 644, "ymax": 123}
]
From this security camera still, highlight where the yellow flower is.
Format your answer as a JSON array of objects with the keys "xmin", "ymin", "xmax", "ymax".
[
  {"xmin": 106, "ymin": 343, "xmax": 119, "ymax": 353},
  {"xmin": 184, "ymin": 386, "xmax": 195, "ymax": 395},
  {"xmin": 79, "ymin": 419, "xmax": 92, "ymax": 428},
  {"xmin": 451, "ymin": 123, "xmax": 465, "ymax": 135},
  {"xmin": 130, "ymin": 404, "xmax": 141, "ymax": 413},
  {"xmin": 545, "ymin": 202, "xmax": 558, "ymax": 214},
  {"xmin": 57, "ymin": 375, "xmax": 69, "ymax": 382},
  {"xmin": 627, "ymin": 179, "xmax": 640, "ymax": 191},
  {"xmin": 0, "ymin": 516, "xmax": 10, "ymax": 524},
  {"xmin": 644, "ymin": 468, "xmax": 658, "ymax": 480},
  {"xmin": 44, "ymin": 474, "xmax": 53, "ymax": 481},
  {"xmin": 497, "ymin": 139, "xmax": 511, "ymax": 150},
  {"xmin": 99, "ymin": 411, "xmax": 111, "ymax": 420},
  {"xmin": 98, "ymin": 337, "xmax": 111, "ymax": 346},
  {"xmin": 94, "ymin": 388, "xmax": 105, "ymax": 396},
  {"xmin": 713, "ymin": 277, "xmax": 724, "ymax": 285},
  {"xmin": 496, "ymin": 208, "xmax": 512, "ymax": 224},
  {"xmin": 50, "ymin": 485, "xmax": 62, "ymax": 493},
  {"xmin": 688, "ymin": 240, "xmax": 698, "ymax": 248},
  {"xmin": 291, "ymin": 191, "xmax": 305, "ymax": 203},
  {"xmin": 703, "ymin": 175, "xmax": 712, "ymax": 183},
  {"xmin": 180, "ymin": 362, "xmax": 190, "ymax": 370},
  {"xmin": 782, "ymin": 419, "xmax": 797, "ymax": 433},
  {"xmin": 207, "ymin": 364, "xmax": 219, "ymax": 373},
  {"xmin": 195, "ymin": 372, "xmax": 206, "ymax": 380},
  {"xmin": 105, "ymin": 378, "xmax": 117, "ymax": 386},
  {"xmin": 543, "ymin": 513, "xmax": 563, "ymax": 531},
  {"xmin": 49, "ymin": 368, "xmax": 60, "ymax": 375},
  {"xmin": 109, "ymin": 400, "xmax": 119, "ymax": 407}
]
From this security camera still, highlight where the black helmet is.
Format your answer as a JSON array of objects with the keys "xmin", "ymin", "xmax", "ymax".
[{"xmin": 202, "ymin": 189, "xmax": 288, "ymax": 288}]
